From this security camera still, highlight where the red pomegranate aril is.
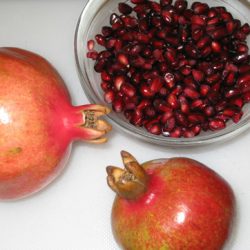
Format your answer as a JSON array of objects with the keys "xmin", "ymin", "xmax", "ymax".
[
  {"xmin": 101, "ymin": 71, "xmax": 111, "ymax": 82},
  {"xmin": 185, "ymin": 44, "xmax": 200, "ymax": 59},
  {"xmin": 164, "ymin": 72, "xmax": 176, "ymax": 88},
  {"xmin": 180, "ymin": 65, "xmax": 192, "ymax": 76},
  {"xmin": 197, "ymin": 36, "xmax": 211, "ymax": 49},
  {"xmin": 188, "ymin": 113, "xmax": 205, "ymax": 124},
  {"xmin": 175, "ymin": 111, "xmax": 188, "ymax": 127},
  {"xmin": 239, "ymin": 65, "xmax": 250, "ymax": 74},
  {"xmin": 86, "ymin": 51, "xmax": 98, "ymax": 60},
  {"xmin": 161, "ymin": 9, "xmax": 174, "ymax": 24},
  {"xmin": 200, "ymin": 46, "xmax": 212, "ymax": 57},
  {"xmin": 207, "ymin": 17, "xmax": 220, "ymax": 26},
  {"xmin": 200, "ymin": 84, "xmax": 210, "ymax": 96},
  {"xmin": 174, "ymin": 0, "xmax": 188, "ymax": 13},
  {"xmin": 95, "ymin": 34, "xmax": 106, "ymax": 46},
  {"xmin": 206, "ymin": 73, "xmax": 221, "ymax": 84},
  {"xmin": 184, "ymin": 87, "xmax": 200, "ymax": 99},
  {"xmin": 241, "ymin": 23, "xmax": 250, "ymax": 35},
  {"xmin": 104, "ymin": 90, "xmax": 116, "ymax": 103},
  {"xmin": 233, "ymin": 52, "xmax": 249, "ymax": 64},
  {"xmin": 192, "ymin": 2, "xmax": 209, "ymax": 15},
  {"xmin": 183, "ymin": 129, "xmax": 195, "ymax": 138},
  {"xmin": 144, "ymin": 106, "xmax": 156, "ymax": 118},
  {"xmin": 222, "ymin": 108, "xmax": 236, "ymax": 118},
  {"xmin": 192, "ymin": 69, "xmax": 204, "ymax": 82},
  {"xmin": 191, "ymin": 124, "xmax": 202, "ymax": 135},
  {"xmin": 114, "ymin": 75, "xmax": 125, "ymax": 91},
  {"xmin": 226, "ymin": 72, "xmax": 236, "ymax": 85},
  {"xmin": 243, "ymin": 91, "xmax": 250, "ymax": 102},
  {"xmin": 237, "ymin": 73, "xmax": 250, "ymax": 86},
  {"xmin": 191, "ymin": 99, "xmax": 204, "ymax": 110},
  {"xmin": 117, "ymin": 53, "xmax": 129, "ymax": 66},
  {"xmin": 169, "ymin": 127, "xmax": 182, "ymax": 137},
  {"xmin": 147, "ymin": 123, "xmax": 162, "ymax": 135},
  {"xmin": 236, "ymin": 43, "xmax": 249, "ymax": 53},
  {"xmin": 87, "ymin": 40, "xmax": 95, "ymax": 51},
  {"xmin": 191, "ymin": 15, "xmax": 206, "ymax": 26},
  {"xmin": 209, "ymin": 119, "xmax": 226, "ymax": 131},
  {"xmin": 150, "ymin": 77, "xmax": 163, "ymax": 93},
  {"xmin": 225, "ymin": 89, "xmax": 241, "ymax": 99},
  {"xmin": 102, "ymin": 26, "xmax": 113, "ymax": 37},
  {"xmin": 192, "ymin": 28, "xmax": 204, "ymax": 41},
  {"xmin": 94, "ymin": 59, "xmax": 106, "ymax": 73},
  {"xmin": 204, "ymin": 106, "xmax": 215, "ymax": 117},
  {"xmin": 140, "ymin": 85, "xmax": 154, "ymax": 98},
  {"xmin": 163, "ymin": 116, "xmax": 176, "ymax": 131},
  {"xmin": 232, "ymin": 111, "xmax": 243, "ymax": 123},
  {"xmin": 230, "ymin": 97, "xmax": 244, "ymax": 108},
  {"xmin": 112, "ymin": 98, "xmax": 124, "ymax": 113},
  {"xmin": 167, "ymin": 94, "xmax": 179, "ymax": 109},
  {"xmin": 121, "ymin": 83, "xmax": 136, "ymax": 98},
  {"xmin": 160, "ymin": 0, "xmax": 173, "ymax": 6},
  {"xmin": 118, "ymin": 2, "xmax": 133, "ymax": 15}
]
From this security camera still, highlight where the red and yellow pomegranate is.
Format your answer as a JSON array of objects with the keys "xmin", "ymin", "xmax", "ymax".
[
  {"xmin": 0, "ymin": 47, "xmax": 111, "ymax": 200},
  {"xmin": 107, "ymin": 151, "xmax": 235, "ymax": 250}
]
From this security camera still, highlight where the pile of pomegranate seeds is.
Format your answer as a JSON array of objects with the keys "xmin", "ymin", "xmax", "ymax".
[{"xmin": 87, "ymin": 0, "xmax": 250, "ymax": 138}]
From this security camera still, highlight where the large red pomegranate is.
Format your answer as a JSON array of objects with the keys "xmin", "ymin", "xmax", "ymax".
[
  {"xmin": 107, "ymin": 151, "xmax": 235, "ymax": 250},
  {"xmin": 0, "ymin": 47, "xmax": 111, "ymax": 200}
]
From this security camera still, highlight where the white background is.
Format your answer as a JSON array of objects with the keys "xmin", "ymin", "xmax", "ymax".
[{"xmin": 0, "ymin": 0, "xmax": 250, "ymax": 249}]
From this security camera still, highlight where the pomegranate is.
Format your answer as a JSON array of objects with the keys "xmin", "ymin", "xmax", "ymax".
[
  {"xmin": 87, "ymin": 0, "xmax": 250, "ymax": 138},
  {"xmin": 0, "ymin": 47, "xmax": 111, "ymax": 200},
  {"xmin": 107, "ymin": 151, "xmax": 235, "ymax": 250}
]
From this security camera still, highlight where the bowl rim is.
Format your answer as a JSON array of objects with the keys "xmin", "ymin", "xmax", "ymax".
[{"xmin": 74, "ymin": 0, "xmax": 250, "ymax": 147}]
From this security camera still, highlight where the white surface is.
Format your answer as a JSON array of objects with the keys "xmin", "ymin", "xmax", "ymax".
[{"xmin": 0, "ymin": 1, "xmax": 250, "ymax": 249}]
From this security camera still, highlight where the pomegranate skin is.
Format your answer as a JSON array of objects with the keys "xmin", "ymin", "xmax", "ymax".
[
  {"xmin": 0, "ymin": 48, "xmax": 111, "ymax": 200},
  {"xmin": 109, "ymin": 155, "xmax": 235, "ymax": 250}
]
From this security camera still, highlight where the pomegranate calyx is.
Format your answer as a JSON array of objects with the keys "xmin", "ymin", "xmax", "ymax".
[
  {"xmin": 79, "ymin": 104, "xmax": 112, "ymax": 144},
  {"xmin": 106, "ymin": 151, "xmax": 148, "ymax": 200}
]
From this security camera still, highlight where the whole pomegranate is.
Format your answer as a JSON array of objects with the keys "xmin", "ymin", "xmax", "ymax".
[
  {"xmin": 107, "ymin": 151, "xmax": 235, "ymax": 250},
  {"xmin": 0, "ymin": 47, "xmax": 111, "ymax": 200}
]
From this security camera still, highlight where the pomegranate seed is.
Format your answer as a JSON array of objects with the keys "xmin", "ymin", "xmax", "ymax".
[
  {"xmin": 200, "ymin": 84, "xmax": 210, "ymax": 96},
  {"xmin": 169, "ymin": 127, "xmax": 182, "ymax": 138},
  {"xmin": 192, "ymin": 69, "xmax": 204, "ymax": 82},
  {"xmin": 232, "ymin": 112, "xmax": 243, "ymax": 123},
  {"xmin": 239, "ymin": 65, "xmax": 250, "ymax": 74},
  {"xmin": 191, "ymin": 15, "xmax": 206, "ymax": 26},
  {"xmin": 230, "ymin": 97, "xmax": 244, "ymax": 108},
  {"xmin": 140, "ymin": 85, "xmax": 154, "ymax": 98},
  {"xmin": 117, "ymin": 53, "xmax": 129, "ymax": 66},
  {"xmin": 144, "ymin": 106, "xmax": 157, "ymax": 118},
  {"xmin": 87, "ymin": 40, "xmax": 95, "ymax": 51},
  {"xmin": 102, "ymin": 26, "xmax": 113, "ymax": 37},
  {"xmin": 188, "ymin": 113, "xmax": 205, "ymax": 124},
  {"xmin": 174, "ymin": 0, "xmax": 188, "ymax": 13},
  {"xmin": 209, "ymin": 119, "xmax": 226, "ymax": 131},
  {"xmin": 150, "ymin": 78, "xmax": 163, "ymax": 93},
  {"xmin": 160, "ymin": 0, "xmax": 173, "ymax": 6},
  {"xmin": 184, "ymin": 87, "xmax": 200, "ymax": 99},
  {"xmin": 112, "ymin": 98, "xmax": 124, "ymax": 112},
  {"xmin": 167, "ymin": 94, "xmax": 179, "ymax": 109},
  {"xmin": 121, "ymin": 83, "xmax": 136, "ymax": 97},
  {"xmin": 196, "ymin": 36, "xmax": 211, "ymax": 49},
  {"xmin": 243, "ymin": 91, "xmax": 250, "ymax": 103},
  {"xmin": 204, "ymin": 106, "xmax": 215, "ymax": 117},
  {"xmin": 86, "ymin": 51, "xmax": 98, "ymax": 60},
  {"xmin": 104, "ymin": 90, "xmax": 115, "ymax": 103},
  {"xmin": 163, "ymin": 116, "xmax": 176, "ymax": 131},
  {"xmin": 95, "ymin": 34, "xmax": 106, "ymax": 46},
  {"xmin": 241, "ymin": 23, "xmax": 250, "ymax": 35},
  {"xmin": 118, "ymin": 2, "xmax": 133, "ymax": 15},
  {"xmin": 192, "ymin": 2, "xmax": 209, "ymax": 14},
  {"xmin": 183, "ymin": 129, "xmax": 195, "ymax": 138}
]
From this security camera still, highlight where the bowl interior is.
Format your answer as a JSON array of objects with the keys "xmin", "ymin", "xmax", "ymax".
[{"xmin": 75, "ymin": 0, "xmax": 250, "ymax": 146}]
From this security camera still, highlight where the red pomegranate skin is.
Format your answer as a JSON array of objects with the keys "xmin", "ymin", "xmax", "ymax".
[
  {"xmin": 0, "ymin": 48, "xmax": 111, "ymax": 200},
  {"xmin": 111, "ymin": 157, "xmax": 235, "ymax": 250}
]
